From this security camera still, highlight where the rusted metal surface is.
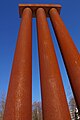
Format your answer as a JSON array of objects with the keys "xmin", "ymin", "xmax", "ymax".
[
  {"xmin": 50, "ymin": 8, "xmax": 80, "ymax": 110},
  {"xmin": 19, "ymin": 4, "xmax": 61, "ymax": 18},
  {"xmin": 3, "ymin": 8, "xmax": 32, "ymax": 120},
  {"xmin": 36, "ymin": 8, "xmax": 71, "ymax": 120}
]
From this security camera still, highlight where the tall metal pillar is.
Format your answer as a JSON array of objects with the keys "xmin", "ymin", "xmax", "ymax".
[
  {"xmin": 50, "ymin": 8, "xmax": 80, "ymax": 110},
  {"xmin": 36, "ymin": 8, "xmax": 71, "ymax": 120},
  {"xmin": 3, "ymin": 8, "xmax": 32, "ymax": 120}
]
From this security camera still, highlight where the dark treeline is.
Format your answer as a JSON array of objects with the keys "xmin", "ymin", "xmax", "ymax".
[{"xmin": 0, "ymin": 95, "xmax": 80, "ymax": 120}]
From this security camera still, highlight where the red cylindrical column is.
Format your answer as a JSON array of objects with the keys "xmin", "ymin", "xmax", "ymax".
[
  {"xmin": 50, "ymin": 8, "xmax": 80, "ymax": 110},
  {"xmin": 3, "ymin": 8, "xmax": 32, "ymax": 120},
  {"xmin": 36, "ymin": 8, "xmax": 71, "ymax": 120}
]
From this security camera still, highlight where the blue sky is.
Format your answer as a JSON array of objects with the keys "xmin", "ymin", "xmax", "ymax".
[{"xmin": 0, "ymin": 0, "xmax": 80, "ymax": 103}]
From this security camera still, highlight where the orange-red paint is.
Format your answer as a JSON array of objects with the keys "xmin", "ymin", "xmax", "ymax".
[
  {"xmin": 36, "ymin": 8, "xmax": 71, "ymax": 120},
  {"xmin": 3, "ymin": 8, "xmax": 32, "ymax": 120},
  {"xmin": 50, "ymin": 8, "xmax": 80, "ymax": 110}
]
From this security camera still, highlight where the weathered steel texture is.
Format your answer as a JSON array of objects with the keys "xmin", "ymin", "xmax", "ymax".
[
  {"xmin": 50, "ymin": 8, "xmax": 80, "ymax": 109},
  {"xmin": 36, "ymin": 8, "xmax": 71, "ymax": 120},
  {"xmin": 19, "ymin": 4, "xmax": 61, "ymax": 18},
  {"xmin": 3, "ymin": 8, "xmax": 32, "ymax": 120}
]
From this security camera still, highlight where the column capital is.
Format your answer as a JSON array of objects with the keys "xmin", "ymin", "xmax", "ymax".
[{"xmin": 19, "ymin": 4, "xmax": 61, "ymax": 18}]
